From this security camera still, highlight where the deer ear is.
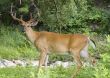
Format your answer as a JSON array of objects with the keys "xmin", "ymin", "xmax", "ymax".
[{"xmin": 31, "ymin": 21, "xmax": 38, "ymax": 26}]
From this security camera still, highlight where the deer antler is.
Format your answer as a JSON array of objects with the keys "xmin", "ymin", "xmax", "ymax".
[
  {"xmin": 10, "ymin": 3, "xmax": 24, "ymax": 23},
  {"xmin": 27, "ymin": 13, "xmax": 39, "ymax": 26},
  {"xmin": 10, "ymin": 2, "xmax": 39, "ymax": 26}
]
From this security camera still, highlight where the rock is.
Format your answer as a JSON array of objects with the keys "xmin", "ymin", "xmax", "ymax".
[
  {"xmin": 0, "ymin": 59, "xmax": 16, "ymax": 67},
  {"xmin": 31, "ymin": 61, "xmax": 39, "ymax": 66},
  {"xmin": 13, "ymin": 60, "xmax": 27, "ymax": 66},
  {"xmin": 0, "ymin": 59, "xmax": 78, "ymax": 68},
  {"xmin": 0, "ymin": 60, "xmax": 5, "ymax": 68},
  {"xmin": 49, "ymin": 61, "xmax": 62, "ymax": 68},
  {"xmin": 50, "ymin": 61, "xmax": 74, "ymax": 68},
  {"xmin": 61, "ymin": 62, "xmax": 71, "ymax": 68},
  {"xmin": 55, "ymin": 61, "xmax": 62, "ymax": 66}
]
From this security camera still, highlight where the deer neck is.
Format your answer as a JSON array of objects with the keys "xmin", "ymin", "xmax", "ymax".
[{"xmin": 24, "ymin": 27, "xmax": 38, "ymax": 43}]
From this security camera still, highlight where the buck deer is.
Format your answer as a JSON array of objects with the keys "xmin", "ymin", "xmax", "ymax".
[{"xmin": 10, "ymin": 5, "xmax": 96, "ymax": 78}]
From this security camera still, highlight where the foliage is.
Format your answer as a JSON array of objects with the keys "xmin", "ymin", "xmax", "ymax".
[
  {"xmin": 36, "ymin": 0, "xmax": 110, "ymax": 33},
  {"xmin": 93, "ymin": 53, "xmax": 110, "ymax": 78},
  {"xmin": 0, "ymin": 0, "xmax": 110, "ymax": 33}
]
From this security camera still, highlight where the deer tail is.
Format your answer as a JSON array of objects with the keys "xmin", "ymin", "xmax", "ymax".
[{"xmin": 88, "ymin": 38, "xmax": 96, "ymax": 50}]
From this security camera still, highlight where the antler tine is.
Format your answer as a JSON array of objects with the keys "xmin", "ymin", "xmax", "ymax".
[
  {"xmin": 10, "ymin": 3, "xmax": 13, "ymax": 14},
  {"xmin": 11, "ymin": 13, "xmax": 23, "ymax": 22},
  {"xmin": 28, "ymin": 13, "xmax": 33, "ymax": 22},
  {"xmin": 30, "ymin": 13, "xmax": 33, "ymax": 19},
  {"xmin": 27, "ymin": 13, "xmax": 35, "ymax": 23},
  {"xmin": 26, "ymin": 13, "xmax": 38, "ymax": 26},
  {"xmin": 20, "ymin": 15, "xmax": 23, "ymax": 20}
]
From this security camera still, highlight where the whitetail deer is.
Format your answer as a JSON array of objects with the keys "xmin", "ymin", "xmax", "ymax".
[{"xmin": 10, "ymin": 4, "xmax": 96, "ymax": 78}]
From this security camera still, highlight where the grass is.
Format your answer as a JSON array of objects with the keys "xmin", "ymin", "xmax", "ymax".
[
  {"xmin": 0, "ymin": 25, "xmax": 39, "ymax": 60},
  {"xmin": 0, "ymin": 66, "xmax": 96, "ymax": 78},
  {"xmin": 0, "ymin": 24, "xmax": 110, "ymax": 78},
  {"xmin": 0, "ymin": 62, "xmax": 109, "ymax": 78}
]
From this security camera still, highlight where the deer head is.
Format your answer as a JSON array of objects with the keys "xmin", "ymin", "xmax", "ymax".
[{"xmin": 10, "ymin": 3, "xmax": 39, "ymax": 43}]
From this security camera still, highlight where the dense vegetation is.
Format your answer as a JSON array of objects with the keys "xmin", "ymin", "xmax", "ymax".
[
  {"xmin": 0, "ymin": 0, "xmax": 110, "ymax": 78},
  {"xmin": 0, "ymin": 0, "xmax": 110, "ymax": 33}
]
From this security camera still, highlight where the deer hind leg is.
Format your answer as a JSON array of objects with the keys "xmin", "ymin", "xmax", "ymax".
[
  {"xmin": 80, "ymin": 45, "xmax": 96, "ymax": 66},
  {"xmin": 71, "ymin": 50, "xmax": 83, "ymax": 78}
]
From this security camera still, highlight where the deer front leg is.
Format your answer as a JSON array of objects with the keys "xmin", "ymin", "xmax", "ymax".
[
  {"xmin": 37, "ymin": 51, "xmax": 47, "ymax": 77},
  {"xmin": 38, "ymin": 52, "xmax": 47, "ymax": 68}
]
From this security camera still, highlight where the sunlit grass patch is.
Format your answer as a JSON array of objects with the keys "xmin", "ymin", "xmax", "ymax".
[
  {"xmin": 0, "ymin": 66, "xmax": 74, "ymax": 78},
  {"xmin": 0, "ymin": 64, "xmax": 109, "ymax": 78}
]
